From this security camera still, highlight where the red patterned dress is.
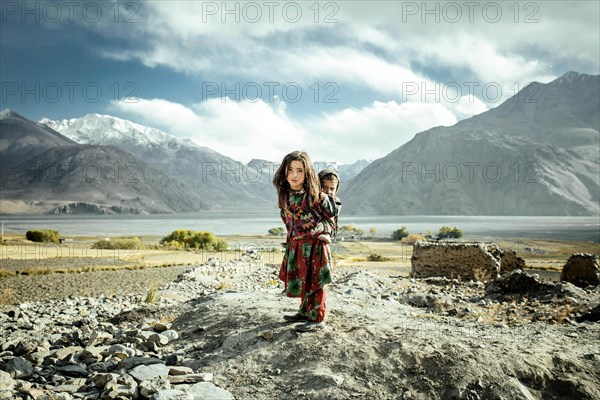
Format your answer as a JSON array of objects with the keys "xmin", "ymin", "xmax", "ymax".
[{"xmin": 279, "ymin": 190, "xmax": 339, "ymax": 323}]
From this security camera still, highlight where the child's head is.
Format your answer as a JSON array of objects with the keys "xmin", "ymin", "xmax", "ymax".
[
  {"xmin": 273, "ymin": 151, "xmax": 320, "ymax": 208},
  {"xmin": 318, "ymin": 169, "xmax": 340, "ymax": 197}
]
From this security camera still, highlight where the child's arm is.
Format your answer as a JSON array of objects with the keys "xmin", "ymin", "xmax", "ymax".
[{"xmin": 318, "ymin": 192, "xmax": 341, "ymax": 219}]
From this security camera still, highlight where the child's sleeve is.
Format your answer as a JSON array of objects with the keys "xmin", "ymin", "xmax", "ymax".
[{"xmin": 318, "ymin": 194, "xmax": 341, "ymax": 218}]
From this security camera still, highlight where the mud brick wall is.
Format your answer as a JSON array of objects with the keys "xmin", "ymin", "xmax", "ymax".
[
  {"xmin": 411, "ymin": 241, "xmax": 501, "ymax": 282},
  {"xmin": 499, "ymin": 250, "xmax": 527, "ymax": 274}
]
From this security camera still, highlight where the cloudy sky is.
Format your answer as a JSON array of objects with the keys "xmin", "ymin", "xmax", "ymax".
[{"xmin": 1, "ymin": 0, "xmax": 599, "ymax": 163}]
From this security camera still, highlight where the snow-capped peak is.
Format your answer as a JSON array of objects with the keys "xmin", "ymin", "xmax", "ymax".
[
  {"xmin": 554, "ymin": 71, "xmax": 593, "ymax": 85},
  {"xmin": 39, "ymin": 113, "xmax": 191, "ymax": 150},
  {"xmin": 0, "ymin": 108, "xmax": 16, "ymax": 119}
]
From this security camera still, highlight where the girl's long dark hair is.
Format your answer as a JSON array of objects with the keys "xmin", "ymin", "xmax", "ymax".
[{"xmin": 273, "ymin": 150, "xmax": 320, "ymax": 209}]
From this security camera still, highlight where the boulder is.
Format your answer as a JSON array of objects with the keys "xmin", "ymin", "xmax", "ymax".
[{"xmin": 560, "ymin": 253, "xmax": 600, "ymax": 288}]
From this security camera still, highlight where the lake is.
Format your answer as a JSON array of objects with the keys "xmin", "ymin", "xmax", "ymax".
[{"xmin": 1, "ymin": 212, "xmax": 599, "ymax": 242}]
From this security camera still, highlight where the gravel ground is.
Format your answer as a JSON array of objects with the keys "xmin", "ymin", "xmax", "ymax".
[{"xmin": 0, "ymin": 264, "xmax": 191, "ymax": 303}]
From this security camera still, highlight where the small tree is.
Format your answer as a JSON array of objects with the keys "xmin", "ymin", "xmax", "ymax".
[
  {"xmin": 339, "ymin": 225, "xmax": 364, "ymax": 237},
  {"xmin": 391, "ymin": 226, "xmax": 409, "ymax": 240},
  {"xmin": 26, "ymin": 229, "xmax": 60, "ymax": 243},
  {"xmin": 369, "ymin": 227, "xmax": 377, "ymax": 236},
  {"xmin": 268, "ymin": 227, "xmax": 285, "ymax": 236},
  {"xmin": 160, "ymin": 229, "xmax": 227, "ymax": 251},
  {"xmin": 437, "ymin": 226, "xmax": 464, "ymax": 239}
]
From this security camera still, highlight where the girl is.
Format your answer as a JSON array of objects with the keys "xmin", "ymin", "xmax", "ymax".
[{"xmin": 273, "ymin": 150, "xmax": 339, "ymax": 332}]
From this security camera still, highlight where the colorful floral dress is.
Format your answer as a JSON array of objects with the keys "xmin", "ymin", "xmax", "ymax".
[{"xmin": 279, "ymin": 190, "xmax": 339, "ymax": 323}]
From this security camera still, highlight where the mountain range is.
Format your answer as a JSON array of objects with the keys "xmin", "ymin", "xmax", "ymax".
[
  {"xmin": 0, "ymin": 110, "xmax": 208, "ymax": 214},
  {"xmin": 40, "ymin": 114, "xmax": 275, "ymax": 209},
  {"xmin": 1, "ymin": 111, "xmax": 369, "ymax": 214},
  {"xmin": 1, "ymin": 71, "xmax": 597, "ymax": 215},
  {"xmin": 340, "ymin": 72, "xmax": 599, "ymax": 216}
]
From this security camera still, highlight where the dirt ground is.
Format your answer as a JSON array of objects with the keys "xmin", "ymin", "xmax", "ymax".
[{"xmin": 1, "ymin": 235, "xmax": 599, "ymax": 399}]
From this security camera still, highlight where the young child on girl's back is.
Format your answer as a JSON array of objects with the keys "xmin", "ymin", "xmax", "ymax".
[{"xmin": 317, "ymin": 169, "xmax": 342, "ymax": 244}]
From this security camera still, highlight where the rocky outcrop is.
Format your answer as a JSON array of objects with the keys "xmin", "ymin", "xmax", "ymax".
[
  {"xmin": 50, "ymin": 202, "xmax": 148, "ymax": 215},
  {"xmin": 561, "ymin": 253, "xmax": 600, "ymax": 288},
  {"xmin": 411, "ymin": 241, "xmax": 501, "ymax": 282},
  {"xmin": 485, "ymin": 269, "xmax": 587, "ymax": 302},
  {"xmin": 0, "ymin": 251, "xmax": 263, "ymax": 400}
]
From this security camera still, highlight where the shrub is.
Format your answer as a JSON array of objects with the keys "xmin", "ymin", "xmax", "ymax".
[
  {"xmin": 268, "ymin": 227, "xmax": 286, "ymax": 236},
  {"xmin": 437, "ymin": 226, "xmax": 464, "ymax": 239},
  {"xmin": 367, "ymin": 253, "xmax": 388, "ymax": 262},
  {"xmin": 391, "ymin": 226, "xmax": 409, "ymax": 240},
  {"xmin": 91, "ymin": 237, "xmax": 145, "ymax": 250},
  {"xmin": 340, "ymin": 225, "xmax": 364, "ymax": 236},
  {"xmin": 160, "ymin": 229, "xmax": 228, "ymax": 251},
  {"xmin": 402, "ymin": 234, "xmax": 426, "ymax": 245},
  {"xmin": 26, "ymin": 229, "xmax": 59, "ymax": 243}
]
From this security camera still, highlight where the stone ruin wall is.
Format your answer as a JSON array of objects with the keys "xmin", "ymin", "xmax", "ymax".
[{"xmin": 411, "ymin": 241, "xmax": 501, "ymax": 282}]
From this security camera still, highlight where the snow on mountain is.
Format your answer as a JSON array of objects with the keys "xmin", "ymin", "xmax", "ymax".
[
  {"xmin": 39, "ymin": 113, "xmax": 205, "ymax": 152},
  {"xmin": 40, "ymin": 113, "xmax": 273, "ymax": 207}
]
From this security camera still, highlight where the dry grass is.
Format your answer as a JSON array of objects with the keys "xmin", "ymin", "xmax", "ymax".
[
  {"xmin": 0, "ymin": 287, "xmax": 17, "ymax": 305},
  {"xmin": 0, "ymin": 269, "xmax": 13, "ymax": 278},
  {"xmin": 217, "ymin": 281, "xmax": 232, "ymax": 290},
  {"xmin": 496, "ymin": 239, "xmax": 599, "ymax": 260},
  {"xmin": 473, "ymin": 267, "xmax": 494, "ymax": 282},
  {"xmin": 145, "ymin": 283, "xmax": 161, "ymax": 304},
  {"xmin": 1, "ymin": 236, "xmax": 596, "ymax": 282}
]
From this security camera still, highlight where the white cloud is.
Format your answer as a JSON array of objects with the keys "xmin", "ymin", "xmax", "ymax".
[
  {"xmin": 111, "ymin": 97, "xmax": 307, "ymax": 163},
  {"xmin": 96, "ymin": 1, "xmax": 597, "ymax": 165},
  {"xmin": 112, "ymin": 97, "xmax": 458, "ymax": 164},
  {"xmin": 93, "ymin": 1, "xmax": 598, "ymax": 109},
  {"xmin": 306, "ymin": 101, "xmax": 458, "ymax": 163}
]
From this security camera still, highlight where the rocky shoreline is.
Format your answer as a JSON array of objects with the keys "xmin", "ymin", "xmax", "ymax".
[{"xmin": 1, "ymin": 251, "xmax": 599, "ymax": 399}]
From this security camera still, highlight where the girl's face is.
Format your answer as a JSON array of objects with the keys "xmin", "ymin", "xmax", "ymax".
[{"xmin": 286, "ymin": 160, "xmax": 305, "ymax": 190}]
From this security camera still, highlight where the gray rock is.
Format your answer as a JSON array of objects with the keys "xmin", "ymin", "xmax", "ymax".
[
  {"xmin": 561, "ymin": 253, "xmax": 600, "ymax": 288},
  {"xmin": 53, "ymin": 384, "xmax": 81, "ymax": 393},
  {"xmin": 86, "ymin": 331, "xmax": 113, "ymax": 347},
  {"xmin": 168, "ymin": 373, "xmax": 213, "ymax": 384},
  {"xmin": 168, "ymin": 366, "xmax": 194, "ymax": 376},
  {"xmin": 162, "ymin": 330, "xmax": 179, "ymax": 341},
  {"xmin": 4, "ymin": 356, "xmax": 34, "ymax": 378},
  {"xmin": 149, "ymin": 333, "xmax": 170, "ymax": 346},
  {"xmin": 139, "ymin": 376, "xmax": 171, "ymax": 398},
  {"xmin": 103, "ymin": 374, "xmax": 138, "ymax": 398},
  {"xmin": 188, "ymin": 382, "xmax": 234, "ymax": 400},
  {"xmin": 80, "ymin": 346, "xmax": 108, "ymax": 364},
  {"xmin": 50, "ymin": 346, "xmax": 83, "ymax": 361},
  {"xmin": 0, "ymin": 370, "xmax": 17, "ymax": 391},
  {"xmin": 152, "ymin": 389, "xmax": 194, "ymax": 400},
  {"xmin": 119, "ymin": 356, "xmax": 164, "ymax": 370},
  {"xmin": 57, "ymin": 364, "xmax": 89, "ymax": 377},
  {"xmin": 108, "ymin": 344, "xmax": 136, "ymax": 359},
  {"xmin": 129, "ymin": 363, "xmax": 170, "ymax": 382},
  {"xmin": 88, "ymin": 372, "xmax": 119, "ymax": 389}
]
